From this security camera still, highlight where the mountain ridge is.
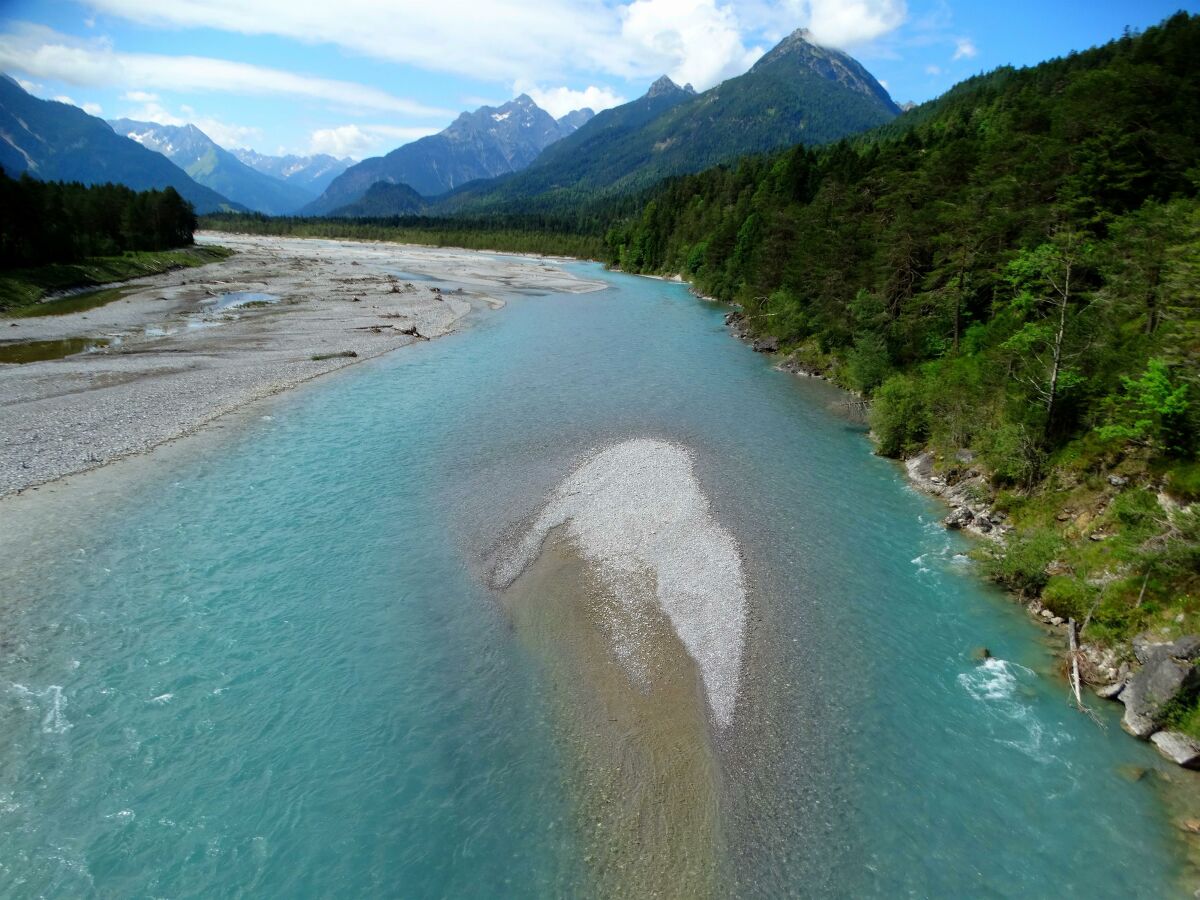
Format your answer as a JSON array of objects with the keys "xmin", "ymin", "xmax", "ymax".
[
  {"xmin": 110, "ymin": 118, "xmax": 313, "ymax": 214},
  {"xmin": 231, "ymin": 149, "xmax": 353, "ymax": 195},
  {"xmin": 303, "ymin": 94, "xmax": 594, "ymax": 214},
  {"xmin": 0, "ymin": 76, "xmax": 239, "ymax": 213},
  {"xmin": 426, "ymin": 31, "xmax": 900, "ymax": 215}
]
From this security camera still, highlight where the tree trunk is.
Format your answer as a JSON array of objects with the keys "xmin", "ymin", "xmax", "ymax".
[{"xmin": 1043, "ymin": 258, "xmax": 1072, "ymax": 440}]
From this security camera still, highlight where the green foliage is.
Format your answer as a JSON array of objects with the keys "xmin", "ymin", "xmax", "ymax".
[
  {"xmin": 978, "ymin": 424, "xmax": 1044, "ymax": 487},
  {"xmin": 1165, "ymin": 461, "xmax": 1200, "ymax": 502},
  {"xmin": 1108, "ymin": 489, "xmax": 1164, "ymax": 532},
  {"xmin": 869, "ymin": 374, "xmax": 928, "ymax": 457},
  {"xmin": 983, "ymin": 529, "xmax": 1062, "ymax": 597},
  {"xmin": 0, "ymin": 246, "xmax": 228, "ymax": 313},
  {"xmin": 1096, "ymin": 359, "xmax": 1192, "ymax": 452},
  {"xmin": 845, "ymin": 332, "xmax": 892, "ymax": 393},
  {"xmin": 1042, "ymin": 576, "xmax": 1098, "ymax": 620},
  {"xmin": 200, "ymin": 212, "xmax": 605, "ymax": 260},
  {"xmin": 0, "ymin": 170, "xmax": 197, "ymax": 272}
]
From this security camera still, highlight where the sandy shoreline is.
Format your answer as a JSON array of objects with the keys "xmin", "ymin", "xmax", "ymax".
[{"xmin": 0, "ymin": 232, "xmax": 604, "ymax": 499}]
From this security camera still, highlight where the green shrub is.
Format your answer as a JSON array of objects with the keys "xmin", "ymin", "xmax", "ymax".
[
  {"xmin": 869, "ymin": 374, "xmax": 928, "ymax": 457},
  {"xmin": 1165, "ymin": 461, "xmax": 1200, "ymax": 502},
  {"xmin": 984, "ymin": 528, "xmax": 1061, "ymax": 596},
  {"xmin": 979, "ymin": 423, "xmax": 1044, "ymax": 486},
  {"xmin": 1042, "ymin": 576, "xmax": 1097, "ymax": 619},
  {"xmin": 1108, "ymin": 489, "xmax": 1163, "ymax": 531}
]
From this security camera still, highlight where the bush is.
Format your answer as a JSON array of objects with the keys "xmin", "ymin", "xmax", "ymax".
[
  {"xmin": 1165, "ymin": 461, "xmax": 1200, "ymax": 502},
  {"xmin": 979, "ymin": 423, "xmax": 1044, "ymax": 486},
  {"xmin": 1108, "ymin": 489, "xmax": 1163, "ymax": 531},
  {"xmin": 1042, "ymin": 576, "xmax": 1097, "ymax": 619},
  {"xmin": 983, "ymin": 528, "xmax": 1061, "ymax": 596},
  {"xmin": 845, "ymin": 332, "xmax": 892, "ymax": 393},
  {"xmin": 869, "ymin": 374, "xmax": 928, "ymax": 457}
]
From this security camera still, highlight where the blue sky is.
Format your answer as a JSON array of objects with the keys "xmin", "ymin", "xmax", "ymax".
[{"xmin": 1, "ymin": 1, "xmax": 1195, "ymax": 160}]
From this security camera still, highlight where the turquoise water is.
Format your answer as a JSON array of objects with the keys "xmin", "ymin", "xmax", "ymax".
[{"xmin": 0, "ymin": 261, "xmax": 1183, "ymax": 896}]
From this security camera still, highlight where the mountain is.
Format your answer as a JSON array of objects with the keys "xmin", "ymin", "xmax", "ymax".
[
  {"xmin": 556, "ymin": 108, "xmax": 596, "ymax": 131},
  {"xmin": 231, "ymin": 149, "xmax": 352, "ymax": 195},
  {"xmin": 328, "ymin": 181, "xmax": 426, "ymax": 217},
  {"xmin": 110, "ymin": 119, "xmax": 313, "ymax": 215},
  {"xmin": 304, "ymin": 95, "xmax": 594, "ymax": 214},
  {"xmin": 435, "ymin": 31, "xmax": 900, "ymax": 213},
  {"xmin": 0, "ymin": 76, "xmax": 238, "ymax": 213}
]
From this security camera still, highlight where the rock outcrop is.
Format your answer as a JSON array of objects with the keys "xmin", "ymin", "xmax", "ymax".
[
  {"xmin": 1118, "ymin": 634, "xmax": 1200, "ymax": 738},
  {"xmin": 1150, "ymin": 731, "xmax": 1200, "ymax": 769},
  {"xmin": 904, "ymin": 451, "xmax": 1010, "ymax": 541}
]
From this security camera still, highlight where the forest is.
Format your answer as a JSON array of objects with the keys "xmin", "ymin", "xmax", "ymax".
[{"xmin": 0, "ymin": 170, "xmax": 197, "ymax": 268}]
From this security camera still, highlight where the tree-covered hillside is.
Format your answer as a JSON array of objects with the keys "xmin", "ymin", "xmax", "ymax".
[{"xmin": 605, "ymin": 13, "xmax": 1200, "ymax": 648}]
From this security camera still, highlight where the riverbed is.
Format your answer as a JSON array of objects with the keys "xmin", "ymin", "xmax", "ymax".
[{"xmin": 0, "ymin": 245, "xmax": 1189, "ymax": 896}]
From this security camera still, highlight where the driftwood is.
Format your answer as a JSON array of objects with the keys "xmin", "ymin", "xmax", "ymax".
[
  {"xmin": 1068, "ymin": 617, "xmax": 1083, "ymax": 709},
  {"xmin": 1067, "ymin": 618, "xmax": 1104, "ymax": 726}
]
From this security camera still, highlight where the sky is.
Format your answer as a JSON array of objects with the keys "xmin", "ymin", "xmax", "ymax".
[{"xmin": 0, "ymin": 0, "xmax": 1196, "ymax": 161}]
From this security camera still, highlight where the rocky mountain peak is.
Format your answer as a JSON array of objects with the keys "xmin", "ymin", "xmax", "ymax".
[
  {"xmin": 646, "ymin": 75, "xmax": 694, "ymax": 98},
  {"xmin": 749, "ymin": 26, "xmax": 900, "ymax": 114}
]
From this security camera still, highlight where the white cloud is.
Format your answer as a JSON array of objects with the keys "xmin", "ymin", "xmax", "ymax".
[
  {"xmin": 516, "ymin": 83, "xmax": 625, "ymax": 117},
  {"xmin": 121, "ymin": 89, "xmax": 158, "ymax": 102},
  {"xmin": 308, "ymin": 123, "xmax": 439, "ymax": 159},
  {"xmin": 739, "ymin": 0, "xmax": 907, "ymax": 48},
  {"xmin": 82, "ymin": 101, "xmax": 103, "ymax": 115},
  {"xmin": 0, "ymin": 24, "xmax": 452, "ymax": 118},
  {"xmin": 924, "ymin": 64, "xmax": 942, "ymax": 75},
  {"xmin": 952, "ymin": 37, "xmax": 977, "ymax": 60},
  {"xmin": 16, "ymin": 76, "xmax": 42, "ymax": 92},
  {"xmin": 80, "ymin": 0, "xmax": 623, "ymax": 83},
  {"xmin": 806, "ymin": 0, "xmax": 906, "ymax": 47},
  {"xmin": 619, "ymin": 0, "xmax": 763, "ymax": 90},
  {"xmin": 73, "ymin": 0, "xmax": 834, "ymax": 88}
]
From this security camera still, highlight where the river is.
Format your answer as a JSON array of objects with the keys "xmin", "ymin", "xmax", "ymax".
[{"xmin": 0, "ymin": 257, "xmax": 1184, "ymax": 896}]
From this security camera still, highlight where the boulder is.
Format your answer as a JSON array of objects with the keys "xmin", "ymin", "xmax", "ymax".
[
  {"xmin": 944, "ymin": 506, "xmax": 974, "ymax": 529},
  {"xmin": 905, "ymin": 451, "xmax": 938, "ymax": 492},
  {"xmin": 1119, "ymin": 635, "xmax": 1200, "ymax": 738},
  {"xmin": 1133, "ymin": 633, "xmax": 1200, "ymax": 665},
  {"xmin": 1095, "ymin": 680, "xmax": 1127, "ymax": 700},
  {"xmin": 1150, "ymin": 731, "xmax": 1200, "ymax": 769},
  {"xmin": 752, "ymin": 336, "xmax": 780, "ymax": 353}
]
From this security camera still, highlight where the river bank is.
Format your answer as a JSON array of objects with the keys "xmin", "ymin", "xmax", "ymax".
[{"xmin": 0, "ymin": 232, "xmax": 604, "ymax": 498}]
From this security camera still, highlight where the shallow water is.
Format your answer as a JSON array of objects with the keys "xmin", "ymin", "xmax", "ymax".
[
  {"xmin": 209, "ymin": 291, "xmax": 280, "ymax": 311},
  {"xmin": 0, "ymin": 261, "xmax": 1186, "ymax": 896},
  {"xmin": 0, "ymin": 336, "xmax": 110, "ymax": 364}
]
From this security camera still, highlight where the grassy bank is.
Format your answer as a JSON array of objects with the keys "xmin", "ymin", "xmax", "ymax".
[{"xmin": 0, "ymin": 245, "xmax": 233, "ymax": 313}]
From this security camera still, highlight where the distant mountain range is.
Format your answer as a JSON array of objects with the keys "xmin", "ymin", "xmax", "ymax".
[
  {"xmin": 1, "ymin": 28, "xmax": 900, "ymax": 222},
  {"xmin": 304, "ymin": 95, "xmax": 594, "ymax": 215},
  {"xmin": 0, "ymin": 75, "xmax": 239, "ymax": 213},
  {"xmin": 110, "ymin": 119, "xmax": 314, "ymax": 215},
  {"xmin": 230, "ymin": 149, "xmax": 352, "ymax": 196},
  {"xmin": 434, "ymin": 29, "xmax": 901, "ymax": 215}
]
